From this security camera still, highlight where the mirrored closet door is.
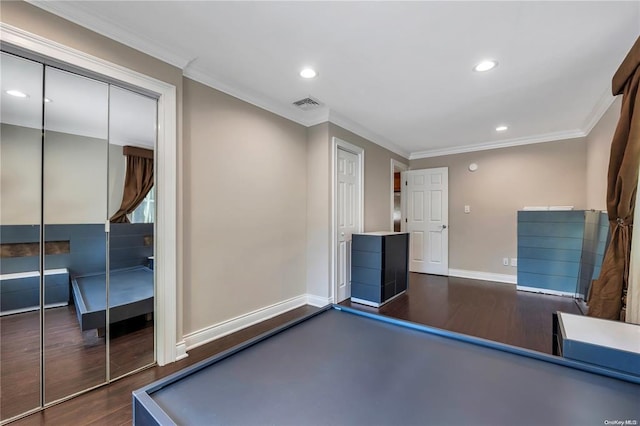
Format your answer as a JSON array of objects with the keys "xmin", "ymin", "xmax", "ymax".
[
  {"xmin": 0, "ymin": 52, "xmax": 44, "ymax": 422},
  {"xmin": 0, "ymin": 50, "xmax": 157, "ymax": 423},
  {"xmin": 43, "ymin": 67, "xmax": 109, "ymax": 403},
  {"xmin": 108, "ymin": 86, "xmax": 157, "ymax": 380}
]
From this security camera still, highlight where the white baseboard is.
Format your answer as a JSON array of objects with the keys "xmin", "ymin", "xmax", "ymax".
[
  {"xmin": 183, "ymin": 294, "xmax": 309, "ymax": 352},
  {"xmin": 448, "ymin": 268, "xmax": 517, "ymax": 285},
  {"xmin": 175, "ymin": 341, "xmax": 188, "ymax": 361},
  {"xmin": 306, "ymin": 294, "xmax": 333, "ymax": 307},
  {"xmin": 516, "ymin": 285, "xmax": 576, "ymax": 298}
]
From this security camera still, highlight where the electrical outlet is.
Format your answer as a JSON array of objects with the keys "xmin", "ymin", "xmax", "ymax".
[
  {"xmin": 510, "ymin": 258, "xmax": 517, "ymax": 267},
  {"xmin": 502, "ymin": 257, "xmax": 509, "ymax": 266},
  {"xmin": 464, "ymin": 205, "xmax": 471, "ymax": 214}
]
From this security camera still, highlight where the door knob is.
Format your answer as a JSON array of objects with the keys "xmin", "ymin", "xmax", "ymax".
[{"xmin": 442, "ymin": 225, "xmax": 447, "ymax": 229}]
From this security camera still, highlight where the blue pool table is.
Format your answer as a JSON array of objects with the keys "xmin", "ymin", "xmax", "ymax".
[{"xmin": 133, "ymin": 305, "xmax": 640, "ymax": 425}]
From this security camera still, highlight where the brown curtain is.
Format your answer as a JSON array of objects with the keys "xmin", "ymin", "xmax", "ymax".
[
  {"xmin": 588, "ymin": 37, "xmax": 640, "ymax": 320},
  {"xmin": 110, "ymin": 146, "xmax": 154, "ymax": 223}
]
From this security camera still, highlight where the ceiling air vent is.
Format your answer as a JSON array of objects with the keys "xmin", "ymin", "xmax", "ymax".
[{"xmin": 292, "ymin": 96, "xmax": 323, "ymax": 111}]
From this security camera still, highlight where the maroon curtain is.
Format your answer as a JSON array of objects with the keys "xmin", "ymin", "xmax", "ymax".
[
  {"xmin": 110, "ymin": 146, "xmax": 154, "ymax": 224},
  {"xmin": 588, "ymin": 36, "xmax": 640, "ymax": 320}
]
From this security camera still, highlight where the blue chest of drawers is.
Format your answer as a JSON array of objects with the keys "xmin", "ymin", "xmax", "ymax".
[{"xmin": 351, "ymin": 232, "xmax": 409, "ymax": 307}]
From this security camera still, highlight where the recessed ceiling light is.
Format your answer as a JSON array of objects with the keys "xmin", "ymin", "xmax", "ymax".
[
  {"xmin": 6, "ymin": 90, "xmax": 29, "ymax": 98},
  {"xmin": 300, "ymin": 68, "xmax": 317, "ymax": 79},
  {"xmin": 473, "ymin": 60, "xmax": 498, "ymax": 72},
  {"xmin": 496, "ymin": 125, "xmax": 508, "ymax": 132}
]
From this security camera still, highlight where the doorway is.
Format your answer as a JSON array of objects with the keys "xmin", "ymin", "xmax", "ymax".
[
  {"xmin": 391, "ymin": 159, "xmax": 408, "ymax": 232},
  {"xmin": 332, "ymin": 138, "xmax": 363, "ymax": 303},
  {"xmin": 404, "ymin": 168, "xmax": 449, "ymax": 275}
]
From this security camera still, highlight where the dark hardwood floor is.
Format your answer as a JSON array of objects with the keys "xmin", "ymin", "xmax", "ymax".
[
  {"xmin": 4, "ymin": 273, "xmax": 581, "ymax": 425},
  {"xmin": 1, "ymin": 310, "xmax": 40, "ymax": 419},
  {"xmin": 7, "ymin": 305, "xmax": 320, "ymax": 426},
  {"xmin": 342, "ymin": 273, "xmax": 581, "ymax": 354},
  {"xmin": 1, "ymin": 305, "xmax": 154, "ymax": 422}
]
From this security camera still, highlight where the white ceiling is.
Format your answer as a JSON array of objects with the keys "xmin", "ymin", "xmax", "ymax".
[{"xmin": 28, "ymin": 1, "xmax": 640, "ymax": 158}]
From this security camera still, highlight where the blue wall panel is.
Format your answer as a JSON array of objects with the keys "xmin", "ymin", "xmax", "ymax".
[
  {"xmin": 1, "ymin": 223, "xmax": 152, "ymax": 276},
  {"xmin": 518, "ymin": 211, "xmax": 610, "ymax": 297},
  {"xmin": 517, "ymin": 211, "xmax": 585, "ymax": 294},
  {"xmin": 518, "ymin": 272, "xmax": 579, "ymax": 293},
  {"xmin": 518, "ymin": 258, "xmax": 579, "ymax": 278},
  {"xmin": 592, "ymin": 212, "xmax": 610, "ymax": 281},
  {"xmin": 517, "ymin": 222, "xmax": 585, "ymax": 239},
  {"xmin": 517, "ymin": 236, "xmax": 583, "ymax": 251},
  {"xmin": 517, "ymin": 247, "xmax": 582, "ymax": 262}
]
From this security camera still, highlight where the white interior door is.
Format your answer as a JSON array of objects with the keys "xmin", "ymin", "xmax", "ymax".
[
  {"xmin": 404, "ymin": 168, "xmax": 449, "ymax": 275},
  {"xmin": 336, "ymin": 148, "xmax": 360, "ymax": 302}
]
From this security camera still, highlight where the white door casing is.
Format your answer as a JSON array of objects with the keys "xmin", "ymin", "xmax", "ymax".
[
  {"xmin": 404, "ymin": 168, "xmax": 449, "ymax": 275},
  {"xmin": 337, "ymin": 149, "xmax": 359, "ymax": 302},
  {"xmin": 332, "ymin": 138, "xmax": 363, "ymax": 304}
]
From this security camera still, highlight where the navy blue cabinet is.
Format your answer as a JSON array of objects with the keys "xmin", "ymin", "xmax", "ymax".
[
  {"xmin": 351, "ymin": 232, "xmax": 409, "ymax": 307},
  {"xmin": 517, "ymin": 210, "xmax": 609, "ymax": 296}
]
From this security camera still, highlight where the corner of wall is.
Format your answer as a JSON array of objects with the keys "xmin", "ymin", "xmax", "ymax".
[
  {"xmin": 305, "ymin": 123, "xmax": 332, "ymax": 299},
  {"xmin": 585, "ymin": 96, "xmax": 621, "ymax": 210}
]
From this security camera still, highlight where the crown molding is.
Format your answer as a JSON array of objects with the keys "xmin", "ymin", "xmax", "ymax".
[
  {"xmin": 0, "ymin": 23, "xmax": 171, "ymax": 95},
  {"xmin": 183, "ymin": 64, "xmax": 409, "ymax": 159},
  {"xmin": 183, "ymin": 64, "xmax": 329, "ymax": 127},
  {"xmin": 581, "ymin": 87, "xmax": 617, "ymax": 135},
  {"xmin": 409, "ymin": 88, "xmax": 616, "ymax": 160},
  {"xmin": 328, "ymin": 110, "xmax": 410, "ymax": 159},
  {"xmin": 26, "ymin": 0, "xmax": 616, "ymax": 162},
  {"xmin": 409, "ymin": 129, "xmax": 586, "ymax": 160},
  {"xmin": 28, "ymin": 1, "xmax": 193, "ymax": 69},
  {"xmin": 28, "ymin": 0, "xmax": 333, "ymax": 128}
]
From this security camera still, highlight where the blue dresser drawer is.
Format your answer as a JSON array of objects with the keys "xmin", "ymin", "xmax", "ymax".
[
  {"xmin": 1, "ymin": 269, "xmax": 70, "ymax": 315},
  {"xmin": 352, "ymin": 235, "xmax": 382, "ymax": 253},
  {"xmin": 352, "ymin": 250, "xmax": 382, "ymax": 269},
  {"xmin": 352, "ymin": 266, "xmax": 382, "ymax": 285},
  {"xmin": 351, "ymin": 282, "xmax": 382, "ymax": 304}
]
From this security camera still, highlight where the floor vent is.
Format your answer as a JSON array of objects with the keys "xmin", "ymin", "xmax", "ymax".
[{"xmin": 292, "ymin": 96, "xmax": 323, "ymax": 111}]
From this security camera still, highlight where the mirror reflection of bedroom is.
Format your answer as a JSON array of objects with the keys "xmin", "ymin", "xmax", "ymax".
[{"xmin": 0, "ymin": 51, "xmax": 156, "ymax": 419}]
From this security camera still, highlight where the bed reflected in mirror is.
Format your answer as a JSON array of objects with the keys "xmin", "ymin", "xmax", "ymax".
[
  {"xmin": 108, "ymin": 86, "xmax": 157, "ymax": 380},
  {"xmin": 0, "ymin": 49, "xmax": 159, "ymax": 421},
  {"xmin": 43, "ymin": 66, "xmax": 109, "ymax": 403}
]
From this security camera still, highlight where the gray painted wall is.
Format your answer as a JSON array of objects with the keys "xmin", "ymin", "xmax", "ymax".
[
  {"xmin": 1, "ymin": 123, "xmax": 126, "ymax": 225},
  {"xmin": 411, "ymin": 138, "xmax": 588, "ymax": 275},
  {"xmin": 182, "ymin": 78, "xmax": 308, "ymax": 334}
]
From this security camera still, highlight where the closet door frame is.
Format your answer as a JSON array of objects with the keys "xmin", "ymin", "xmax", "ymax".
[{"xmin": 0, "ymin": 23, "xmax": 179, "ymax": 366}]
